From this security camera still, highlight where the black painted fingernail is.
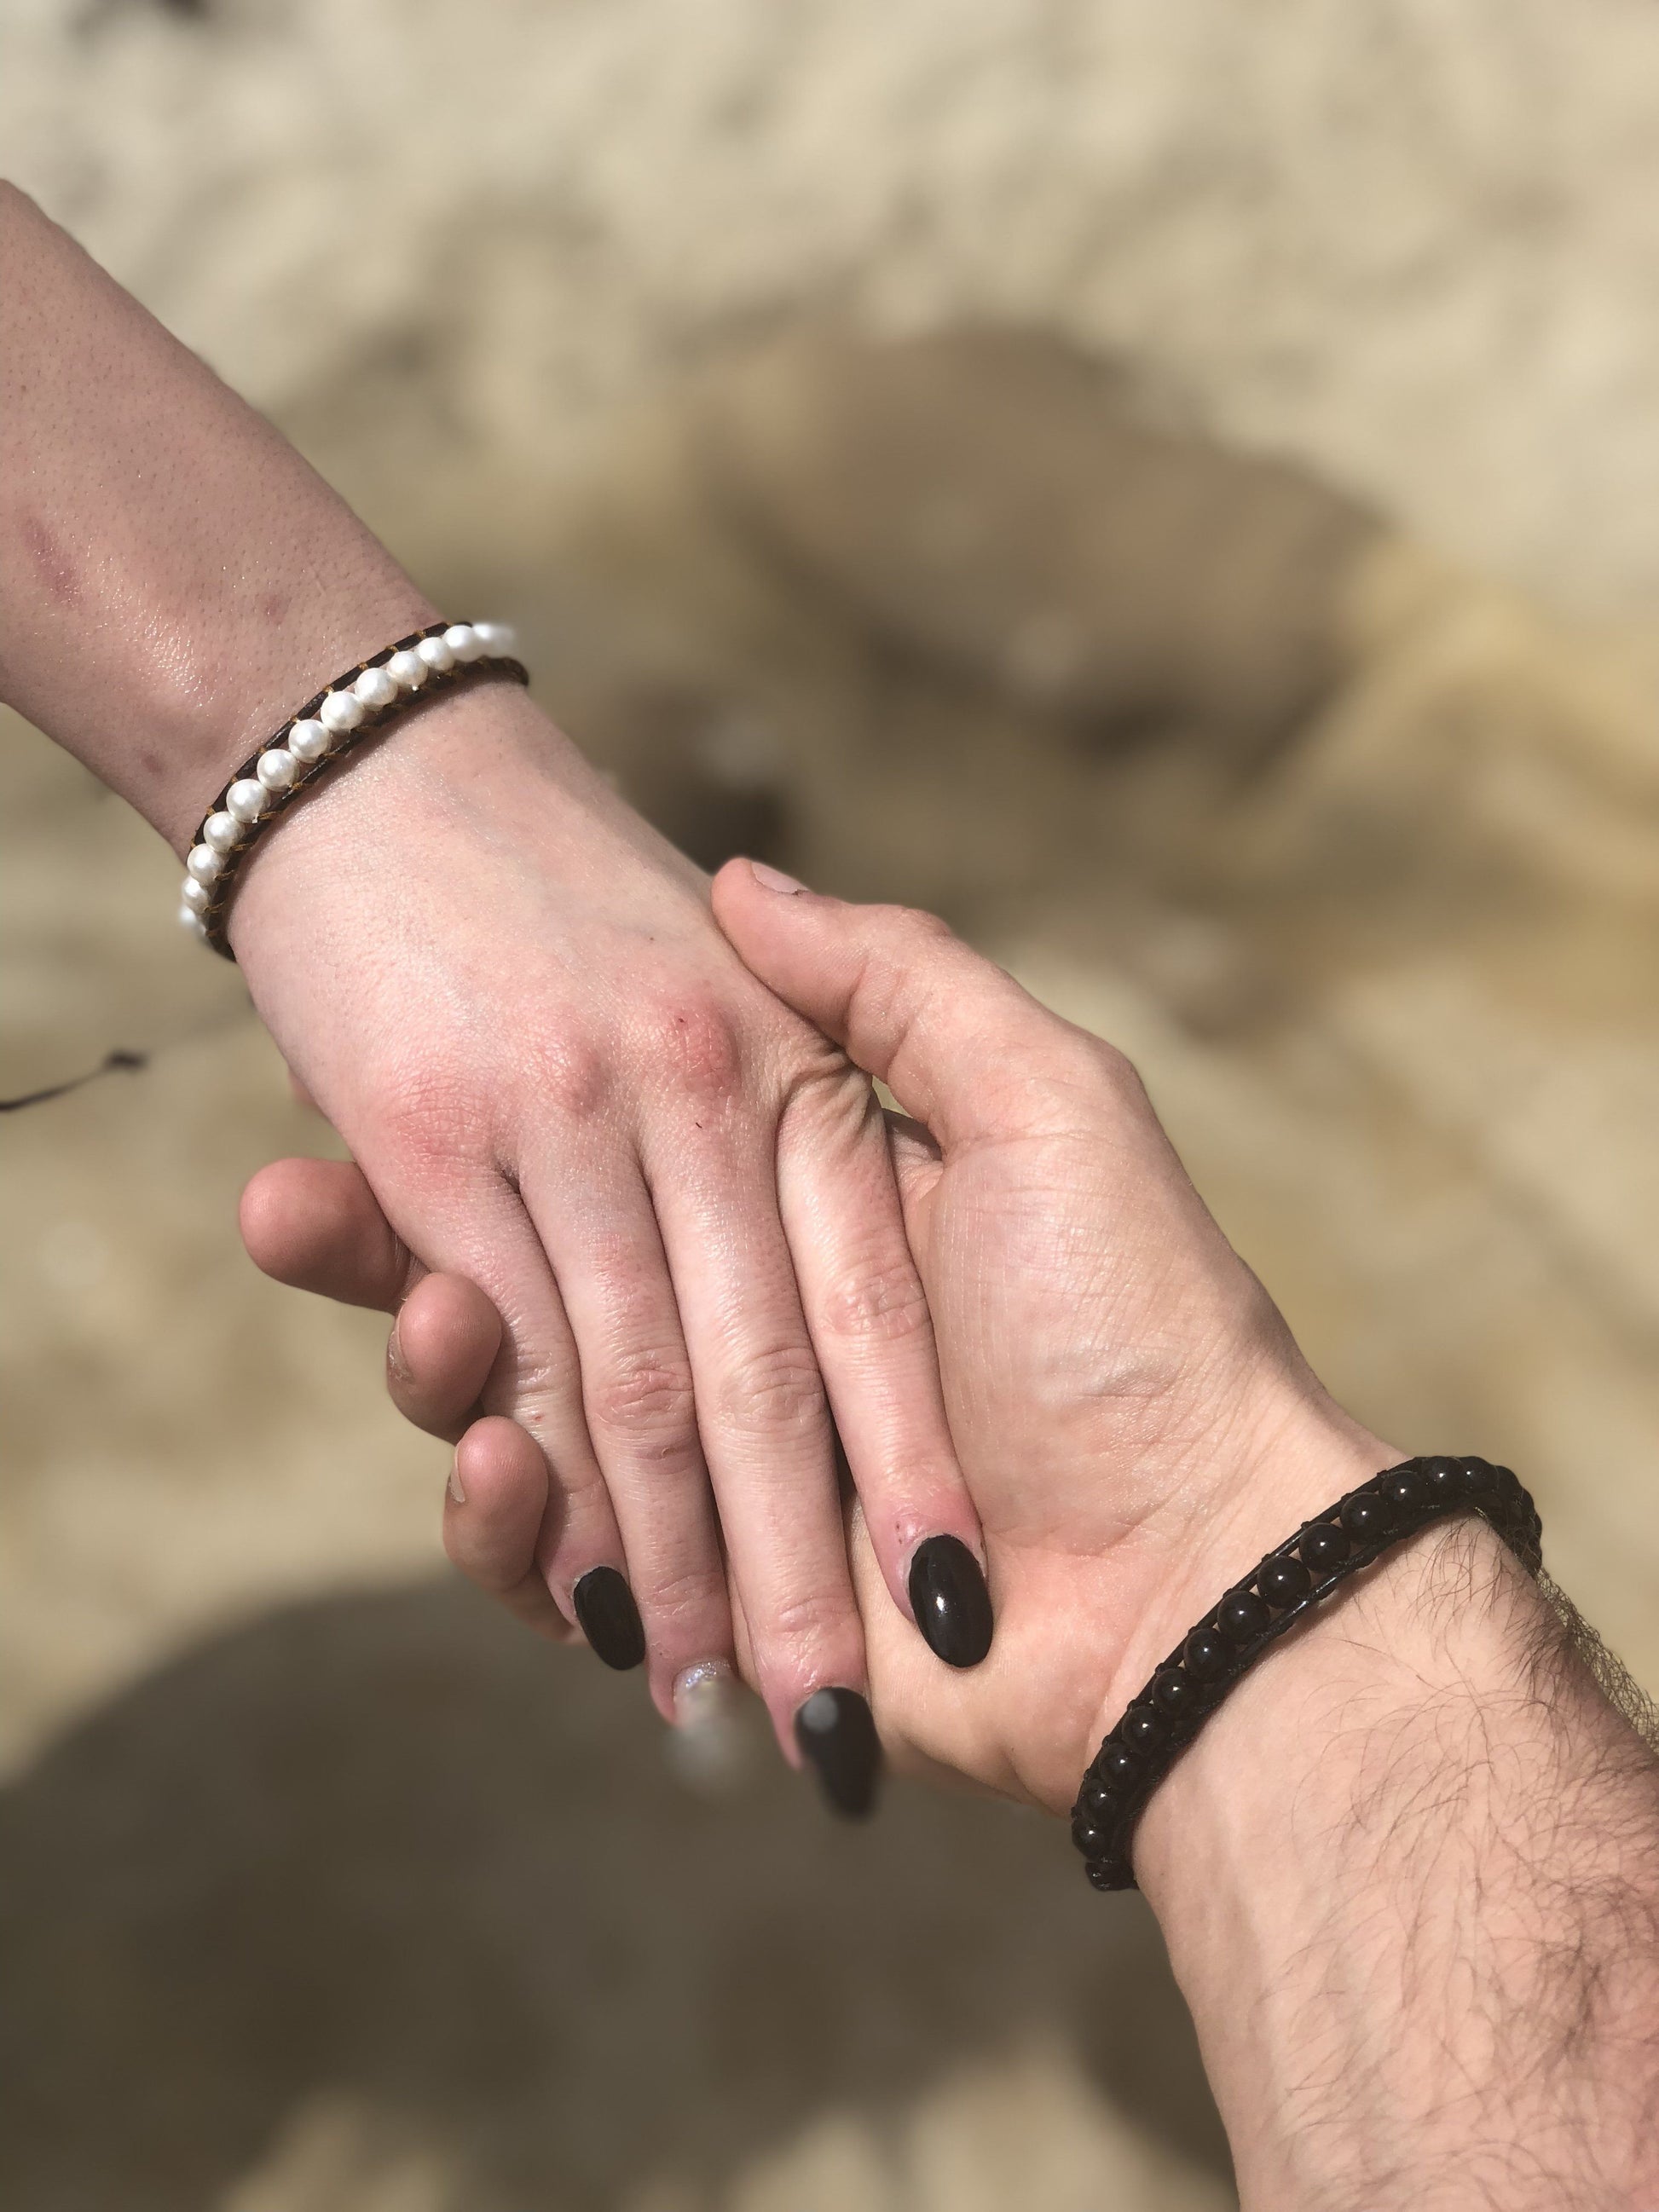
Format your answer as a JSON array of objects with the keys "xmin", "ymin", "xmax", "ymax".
[
  {"xmin": 572, "ymin": 1567, "xmax": 645, "ymax": 1671},
  {"xmin": 794, "ymin": 1687, "xmax": 882, "ymax": 1819},
  {"xmin": 908, "ymin": 1534, "xmax": 994, "ymax": 1668}
]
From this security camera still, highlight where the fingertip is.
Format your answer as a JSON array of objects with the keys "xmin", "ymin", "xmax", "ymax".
[
  {"xmin": 240, "ymin": 1155, "xmax": 408, "ymax": 1311},
  {"xmin": 392, "ymin": 1272, "xmax": 503, "ymax": 1428},
  {"xmin": 710, "ymin": 855, "xmax": 823, "ymax": 936},
  {"xmin": 239, "ymin": 1156, "xmax": 348, "ymax": 1280},
  {"xmin": 450, "ymin": 1413, "xmax": 545, "ymax": 1514}
]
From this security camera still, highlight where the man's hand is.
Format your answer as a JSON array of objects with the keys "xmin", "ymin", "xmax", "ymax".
[{"xmin": 257, "ymin": 868, "xmax": 1659, "ymax": 2209}]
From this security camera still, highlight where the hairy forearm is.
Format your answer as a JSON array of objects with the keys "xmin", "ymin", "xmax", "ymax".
[
  {"xmin": 0, "ymin": 181, "xmax": 434, "ymax": 852},
  {"xmin": 1137, "ymin": 1519, "xmax": 1659, "ymax": 2209}
]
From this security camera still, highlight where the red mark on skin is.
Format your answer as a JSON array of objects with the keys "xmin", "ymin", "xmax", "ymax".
[
  {"xmin": 261, "ymin": 592, "xmax": 288, "ymax": 625},
  {"xmin": 21, "ymin": 514, "xmax": 81, "ymax": 609}
]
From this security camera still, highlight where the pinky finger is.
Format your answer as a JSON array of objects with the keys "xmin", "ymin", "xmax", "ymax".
[{"xmin": 444, "ymin": 1415, "xmax": 575, "ymax": 1644}]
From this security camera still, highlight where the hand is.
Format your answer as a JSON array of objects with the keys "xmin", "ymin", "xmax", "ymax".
[
  {"xmin": 252, "ymin": 858, "xmax": 1391, "ymax": 1812},
  {"xmin": 257, "ymin": 870, "xmax": 1659, "ymax": 2212},
  {"xmin": 234, "ymin": 701, "xmax": 990, "ymax": 1770},
  {"xmin": 0, "ymin": 185, "xmax": 988, "ymax": 1778}
]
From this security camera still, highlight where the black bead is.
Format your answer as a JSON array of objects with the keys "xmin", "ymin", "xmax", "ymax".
[
  {"xmin": 1152, "ymin": 1666, "xmax": 1199, "ymax": 1719},
  {"xmin": 1340, "ymin": 1490, "xmax": 1396, "ymax": 1542},
  {"xmin": 1384, "ymin": 1467, "xmax": 1426, "ymax": 1512},
  {"xmin": 1123, "ymin": 1706, "xmax": 1167, "ymax": 1752},
  {"xmin": 1101, "ymin": 1742, "xmax": 1140, "ymax": 1784},
  {"xmin": 1218, "ymin": 1588, "xmax": 1271, "ymax": 1641},
  {"xmin": 1257, "ymin": 1554, "xmax": 1312, "ymax": 1608},
  {"xmin": 1460, "ymin": 1457, "xmax": 1497, "ymax": 1494},
  {"xmin": 1299, "ymin": 1522, "xmax": 1350, "ymax": 1574},
  {"xmin": 1072, "ymin": 1816, "xmax": 1111, "ymax": 1858},
  {"xmin": 1419, "ymin": 1455, "xmax": 1463, "ymax": 1500},
  {"xmin": 1183, "ymin": 1626, "xmax": 1232, "ymax": 1681},
  {"xmin": 1078, "ymin": 1776, "xmax": 1121, "ymax": 1824},
  {"xmin": 1085, "ymin": 1860, "xmax": 1124, "ymax": 1891}
]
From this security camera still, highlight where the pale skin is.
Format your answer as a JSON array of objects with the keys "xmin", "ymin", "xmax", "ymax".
[
  {"xmin": 0, "ymin": 181, "xmax": 990, "ymax": 1758},
  {"xmin": 254, "ymin": 869, "xmax": 1659, "ymax": 2210}
]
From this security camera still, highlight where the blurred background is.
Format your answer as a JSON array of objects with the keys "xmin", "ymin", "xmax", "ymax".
[{"xmin": 4, "ymin": 3, "xmax": 1659, "ymax": 2205}]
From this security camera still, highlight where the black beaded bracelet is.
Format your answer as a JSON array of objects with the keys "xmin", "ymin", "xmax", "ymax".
[{"xmin": 1072, "ymin": 1456, "xmax": 1543, "ymax": 1892}]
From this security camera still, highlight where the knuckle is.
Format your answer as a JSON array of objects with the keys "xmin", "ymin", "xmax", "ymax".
[
  {"xmin": 756, "ymin": 1583, "xmax": 855, "ymax": 1672},
  {"xmin": 818, "ymin": 1251, "xmax": 932, "ymax": 1348},
  {"xmin": 891, "ymin": 903, "xmax": 955, "ymax": 947},
  {"xmin": 638, "ymin": 990, "xmax": 745, "ymax": 1106},
  {"xmin": 587, "ymin": 1350, "xmax": 698, "ymax": 1441},
  {"xmin": 523, "ymin": 1035, "xmax": 610, "ymax": 1123},
  {"xmin": 637, "ymin": 1557, "xmax": 730, "ymax": 1637},
  {"xmin": 715, "ymin": 1340, "xmax": 828, "ymax": 1440},
  {"xmin": 1084, "ymin": 1033, "xmax": 1147, "ymax": 1107},
  {"xmin": 783, "ymin": 1058, "xmax": 877, "ymax": 1135},
  {"xmin": 495, "ymin": 1341, "xmax": 579, "ymax": 1418}
]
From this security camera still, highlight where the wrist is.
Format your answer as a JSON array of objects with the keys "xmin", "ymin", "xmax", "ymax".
[
  {"xmin": 148, "ymin": 574, "xmax": 442, "ymax": 858},
  {"xmin": 223, "ymin": 674, "xmax": 708, "ymax": 987},
  {"xmin": 1134, "ymin": 1514, "xmax": 1659, "ymax": 2209},
  {"xmin": 1085, "ymin": 1389, "xmax": 1400, "ymax": 1759}
]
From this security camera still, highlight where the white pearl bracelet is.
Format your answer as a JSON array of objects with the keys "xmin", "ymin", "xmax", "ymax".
[{"xmin": 179, "ymin": 619, "xmax": 527, "ymax": 958}]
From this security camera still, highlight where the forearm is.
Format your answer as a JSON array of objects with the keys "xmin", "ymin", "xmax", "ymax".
[
  {"xmin": 0, "ymin": 181, "xmax": 434, "ymax": 852},
  {"xmin": 1136, "ymin": 1519, "xmax": 1659, "ymax": 2209}
]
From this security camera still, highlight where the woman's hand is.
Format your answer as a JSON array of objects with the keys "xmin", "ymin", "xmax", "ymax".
[
  {"xmin": 234, "ymin": 706, "xmax": 990, "ymax": 1772},
  {"xmin": 0, "ymin": 184, "xmax": 989, "ymax": 1782},
  {"xmin": 251, "ymin": 860, "xmax": 1391, "ymax": 1813}
]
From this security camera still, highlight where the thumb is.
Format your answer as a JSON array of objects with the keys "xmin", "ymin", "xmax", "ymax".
[{"xmin": 712, "ymin": 858, "xmax": 1078, "ymax": 1146}]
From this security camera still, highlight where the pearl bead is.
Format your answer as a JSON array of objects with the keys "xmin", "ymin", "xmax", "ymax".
[
  {"xmin": 177, "ymin": 901, "xmax": 205, "ymax": 933},
  {"xmin": 203, "ymin": 811, "xmax": 243, "ymax": 852},
  {"xmin": 257, "ymin": 748, "xmax": 299, "ymax": 791},
  {"xmin": 354, "ymin": 664, "xmax": 398, "ymax": 709},
  {"xmin": 181, "ymin": 875, "xmax": 211, "ymax": 912},
  {"xmin": 472, "ymin": 621, "xmax": 517, "ymax": 656},
  {"xmin": 320, "ymin": 690, "xmax": 366, "ymax": 734},
  {"xmin": 227, "ymin": 779, "xmax": 269, "ymax": 824},
  {"xmin": 416, "ymin": 634, "xmax": 454, "ymax": 673},
  {"xmin": 288, "ymin": 719, "xmax": 330, "ymax": 764},
  {"xmin": 386, "ymin": 649, "xmax": 425, "ymax": 690},
  {"xmin": 186, "ymin": 843, "xmax": 223, "ymax": 884},
  {"xmin": 443, "ymin": 623, "xmax": 483, "ymax": 662}
]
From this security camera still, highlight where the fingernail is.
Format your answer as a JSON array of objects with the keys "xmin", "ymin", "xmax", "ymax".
[
  {"xmin": 387, "ymin": 1321, "xmax": 411, "ymax": 1388},
  {"xmin": 908, "ymin": 1534, "xmax": 994, "ymax": 1669},
  {"xmin": 668, "ymin": 1660, "xmax": 751, "ymax": 1794},
  {"xmin": 749, "ymin": 858, "xmax": 806, "ymax": 895},
  {"xmin": 794, "ymin": 1687, "xmax": 882, "ymax": 1819},
  {"xmin": 447, "ymin": 1458, "xmax": 466, "ymax": 1505},
  {"xmin": 572, "ymin": 1567, "xmax": 646, "ymax": 1671}
]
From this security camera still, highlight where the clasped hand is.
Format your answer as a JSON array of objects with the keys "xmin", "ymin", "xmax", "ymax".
[{"xmin": 246, "ymin": 849, "xmax": 1389, "ymax": 1815}]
